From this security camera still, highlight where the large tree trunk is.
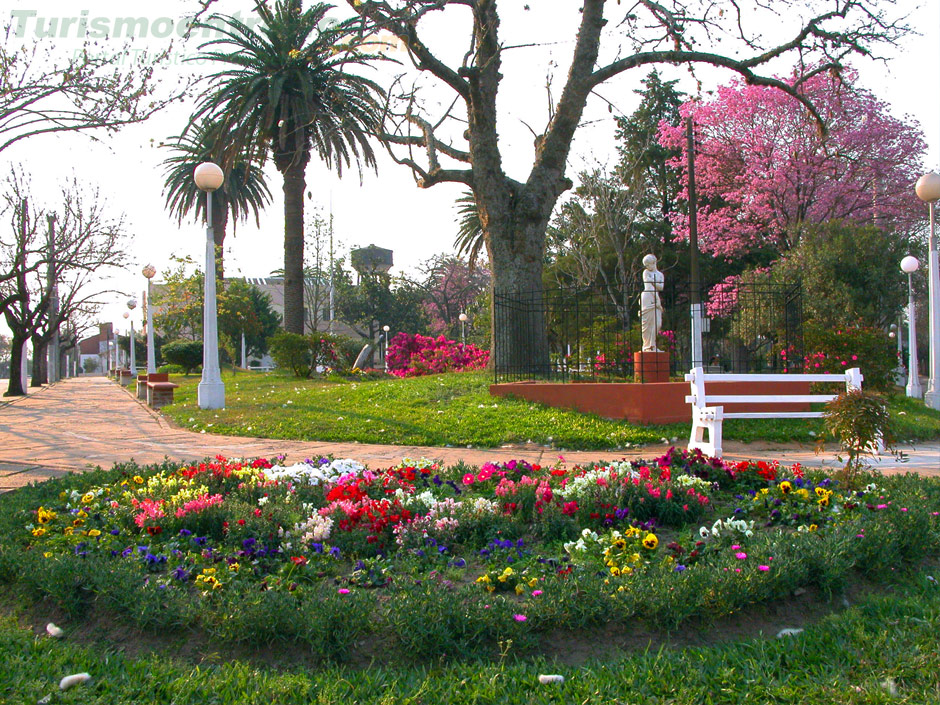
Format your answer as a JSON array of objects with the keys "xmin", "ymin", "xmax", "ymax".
[
  {"xmin": 31, "ymin": 334, "xmax": 46, "ymax": 386},
  {"xmin": 279, "ymin": 153, "xmax": 309, "ymax": 334},
  {"xmin": 484, "ymin": 188, "xmax": 554, "ymax": 378},
  {"xmin": 4, "ymin": 333, "xmax": 27, "ymax": 396}
]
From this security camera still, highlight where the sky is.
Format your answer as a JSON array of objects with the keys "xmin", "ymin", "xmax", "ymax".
[{"xmin": 0, "ymin": 0, "xmax": 937, "ymax": 339}]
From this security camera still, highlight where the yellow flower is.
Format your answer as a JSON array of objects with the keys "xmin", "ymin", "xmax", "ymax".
[
  {"xmin": 81, "ymin": 492, "xmax": 95, "ymax": 505},
  {"xmin": 815, "ymin": 487, "xmax": 826, "ymax": 497},
  {"xmin": 630, "ymin": 553, "xmax": 641, "ymax": 564},
  {"xmin": 87, "ymin": 529, "xmax": 101, "ymax": 537},
  {"xmin": 817, "ymin": 496, "xmax": 830, "ymax": 507},
  {"xmin": 476, "ymin": 575, "xmax": 490, "ymax": 584},
  {"xmin": 779, "ymin": 481, "xmax": 793, "ymax": 494},
  {"xmin": 72, "ymin": 518, "xmax": 84, "ymax": 527},
  {"xmin": 133, "ymin": 476, "xmax": 144, "ymax": 484},
  {"xmin": 797, "ymin": 488, "xmax": 810, "ymax": 500},
  {"xmin": 610, "ymin": 566, "xmax": 621, "ymax": 576},
  {"xmin": 642, "ymin": 533, "xmax": 658, "ymax": 550},
  {"xmin": 528, "ymin": 578, "xmax": 538, "ymax": 588},
  {"xmin": 37, "ymin": 507, "xmax": 56, "ymax": 524},
  {"xmin": 486, "ymin": 585, "xmax": 495, "ymax": 592},
  {"xmin": 288, "ymin": 48, "xmax": 301, "ymax": 59},
  {"xmin": 515, "ymin": 584, "xmax": 524, "ymax": 595},
  {"xmin": 31, "ymin": 527, "xmax": 46, "ymax": 537},
  {"xmin": 77, "ymin": 511, "xmax": 87, "ymax": 519},
  {"xmin": 59, "ymin": 491, "xmax": 67, "ymax": 500},
  {"xmin": 63, "ymin": 527, "xmax": 73, "ymax": 536},
  {"xmin": 228, "ymin": 562, "xmax": 240, "ymax": 573},
  {"xmin": 612, "ymin": 538, "xmax": 626, "ymax": 550},
  {"xmin": 622, "ymin": 566, "xmax": 633, "ymax": 576},
  {"xmin": 809, "ymin": 524, "xmax": 818, "ymax": 532},
  {"xmin": 43, "ymin": 552, "xmax": 53, "ymax": 558}
]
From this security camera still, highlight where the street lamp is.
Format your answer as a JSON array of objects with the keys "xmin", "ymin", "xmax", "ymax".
[
  {"xmin": 914, "ymin": 173, "xmax": 940, "ymax": 409},
  {"xmin": 194, "ymin": 162, "xmax": 225, "ymax": 409},
  {"xmin": 126, "ymin": 299, "xmax": 138, "ymax": 375},
  {"xmin": 458, "ymin": 312, "xmax": 468, "ymax": 346},
  {"xmin": 142, "ymin": 264, "xmax": 157, "ymax": 374},
  {"xmin": 122, "ymin": 312, "xmax": 129, "ymax": 369},
  {"xmin": 382, "ymin": 324, "xmax": 390, "ymax": 366},
  {"xmin": 901, "ymin": 255, "xmax": 922, "ymax": 398}
]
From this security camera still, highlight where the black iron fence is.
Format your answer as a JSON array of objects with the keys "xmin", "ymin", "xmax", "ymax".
[{"xmin": 493, "ymin": 280, "xmax": 803, "ymax": 382}]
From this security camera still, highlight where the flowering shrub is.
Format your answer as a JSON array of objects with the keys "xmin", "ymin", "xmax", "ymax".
[{"xmin": 385, "ymin": 332, "xmax": 489, "ymax": 377}]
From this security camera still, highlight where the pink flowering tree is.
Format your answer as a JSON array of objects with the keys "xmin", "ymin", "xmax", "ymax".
[
  {"xmin": 419, "ymin": 255, "xmax": 490, "ymax": 338},
  {"xmin": 659, "ymin": 68, "xmax": 926, "ymax": 259}
]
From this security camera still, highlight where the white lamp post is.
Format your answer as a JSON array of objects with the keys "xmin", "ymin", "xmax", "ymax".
[
  {"xmin": 914, "ymin": 173, "xmax": 940, "ymax": 409},
  {"xmin": 901, "ymin": 255, "xmax": 922, "ymax": 398},
  {"xmin": 126, "ymin": 299, "xmax": 138, "ymax": 375},
  {"xmin": 194, "ymin": 162, "xmax": 225, "ymax": 409},
  {"xmin": 142, "ymin": 264, "xmax": 157, "ymax": 374},
  {"xmin": 382, "ymin": 324, "xmax": 390, "ymax": 366},
  {"xmin": 458, "ymin": 312, "xmax": 468, "ymax": 346},
  {"xmin": 121, "ymin": 312, "xmax": 129, "ymax": 369}
]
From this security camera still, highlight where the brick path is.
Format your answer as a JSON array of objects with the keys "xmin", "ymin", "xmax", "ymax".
[{"xmin": 1, "ymin": 376, "xmax": 936, "ymax": 493}]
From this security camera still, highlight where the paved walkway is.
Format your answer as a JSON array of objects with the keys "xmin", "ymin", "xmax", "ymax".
[{"xmin": 0, "ymin": 377, "xmax": 937, "ymax": 493}]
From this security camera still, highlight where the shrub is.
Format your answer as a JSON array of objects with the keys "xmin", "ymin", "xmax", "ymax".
[
  {"xmin": 332, "ymin": 335, "xmax": 365, "ymax": 371},
  {"xmin": 268, "ymin": 331, "xmax": 342, "ymax": 378},
  {"xmin": 823, "ymin": 388, "xmax": 893, "ymax": 486},
  {"xmin": 157, "ymin": 364, "xmax": 185, "ymax": 374},
  {"xmin": 785, "ymin": 326, "xmax": 896, "ymax": 391},
  {"xmin": 161, "ymin": 340, "xmax": 203, "ymax": 375},
  {"xmin": 385, "ymin": 332, "xmax": 489, "ymax": 377}
]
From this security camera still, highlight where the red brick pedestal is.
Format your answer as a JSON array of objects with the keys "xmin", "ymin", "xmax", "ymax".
[{"xmin": 633, "ymin": 351, "xmax": 670, "ymax": 383}]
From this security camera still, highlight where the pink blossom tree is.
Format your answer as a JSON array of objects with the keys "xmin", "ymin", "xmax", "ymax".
[{"xmin": 659, "ymin": 69, "xmax": 926, "ymax": 259}]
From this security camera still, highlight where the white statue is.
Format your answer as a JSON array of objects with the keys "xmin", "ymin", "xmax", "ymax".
[{"xmin": 639, "ymin": 254, "xmax": 664, "ymax": 352}]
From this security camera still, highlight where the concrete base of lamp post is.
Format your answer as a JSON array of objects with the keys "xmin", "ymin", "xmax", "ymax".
[{"xmin": 197, "ymin": 380, "xmax": 225, "ymax": 409}]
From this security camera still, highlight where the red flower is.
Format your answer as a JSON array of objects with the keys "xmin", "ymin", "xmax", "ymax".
[
  {"xmin": 146, "ymin": 525, "xmax": 162, "ymax": 536},
  {"xmin": 237, "ymin": 519, "xmax": 246, "ymax": 526},
  {"xmin": 290, "ymin": 556, "xmax": 308, "ymax": 566}
]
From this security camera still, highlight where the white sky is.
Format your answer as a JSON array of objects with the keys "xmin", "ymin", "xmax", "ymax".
[{"xmin": 0, "ymin": 0, "xmax": 937, "ymax": 338}]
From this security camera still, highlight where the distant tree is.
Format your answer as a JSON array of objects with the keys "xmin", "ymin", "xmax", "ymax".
[
  {"xmin": 152, "ymin": 258, "xmax": 204, "ymax": 342},
  {"xmin": 218, "ymin": 279, "xmax": 281, "ymax": 362},
  {"xmin": 658, "ymin": 68, "xmax": 926, "ymax": 259},
  {"xmin": 419, "ymin": 255, "xmax": 489, "ymax": 338},
  {"xmin": 0, "ymin": 170, "xmax": 126, "ymax": 395},
  {"xmin": 771, "ymin": 220, "xmax": 914, "ymax": 329}
]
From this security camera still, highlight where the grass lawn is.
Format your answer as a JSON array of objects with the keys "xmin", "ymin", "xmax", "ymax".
[
  {"xmin": 1, "ymin": 452, "xmax": 938, "ymax": 704},
  {"xmin": 160, "ymin": 370, "xmax": 940, "ymax": 450},
  {"xmin": 3, "ymin": 573, "xmax": 940, "ymax": 704}
]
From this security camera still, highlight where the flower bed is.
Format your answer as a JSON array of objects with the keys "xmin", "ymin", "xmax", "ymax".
[{"xmin": 5, "ymin": 451, "xmax": 939, "ymax": 660}]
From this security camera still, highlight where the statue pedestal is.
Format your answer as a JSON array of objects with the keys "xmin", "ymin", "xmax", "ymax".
[{"xmin": 634, "ymin": 351, "xmax": 670, "ymax": 383}]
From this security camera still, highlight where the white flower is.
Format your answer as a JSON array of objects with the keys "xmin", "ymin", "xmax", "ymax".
[
  {"xmin": 699, "ymin": 526, "xmax": 710, "ymax": 539},
  {"xmin": 257, "ymin": 496, "xmax": 269, "ymax": 506}
]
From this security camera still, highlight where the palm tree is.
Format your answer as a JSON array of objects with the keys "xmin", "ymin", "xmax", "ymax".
[
  {"xmin": 161, "ymin": 120, "xmax": 272, "ymax": 278},
  {"xmin": 190, "ymin": 0, "xmax": 383, "ymax": 333},
  {"xmin": 454, "ymin": 191, "xmax": 484, "ymax": 272}
]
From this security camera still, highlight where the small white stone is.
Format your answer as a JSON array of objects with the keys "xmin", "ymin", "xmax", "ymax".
[
  {"xmin": 881, "ymin": 677, "xmax": 898, "ymax": 697},
  {"xmin": 776, "ymin": 628, "xmax": 804, "ymax": 638},
  {"xmin": 45, "ymin": 623, "xmax": 64, "ymax": 638},
  {"xmin": 538, "ymin": 674, "xmax": 565, "ymax": 684},
  {"xmin": 59, "ymin": 673, "xmax": 91, "ymax": 690}
]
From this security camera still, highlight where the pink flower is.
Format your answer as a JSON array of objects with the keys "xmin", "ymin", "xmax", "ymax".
[
  {"xmin": 735, "ymin": 552, "xmax": 747, "ymax": 560},
  {"xmin": 734, "ymin": 568, "xmax": 742, "ymax": 573},
  {"xmin": 532, "ymin": 590, "xmax": 543, "ymax": 596},
  {"xmin": 758, "ymin": 565, "xmax": 770, "ymax": 571},
  {"xmin": 513, "ymin": 614, "xmax": 527, "ymax": 622},
  {"xmin": 462, "ymin": 473, "xmax": 475, "ymax": 485},
  {"xmin": 338, "ymin": 588, "xmax": 350, "ymax": 594},
  {"xmin": 730, "ymin": 544, "xmax": 741, "ymax": 550}
]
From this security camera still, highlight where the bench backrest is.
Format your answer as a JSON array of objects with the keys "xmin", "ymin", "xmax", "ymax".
[{"xmin": 685, "ymin": 367, "xmax": 862, "ymax": 416}]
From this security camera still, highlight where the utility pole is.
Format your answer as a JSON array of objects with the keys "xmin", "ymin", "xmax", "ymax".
[
  {"xmin": 687, "ymin": 115, "xmax": 704, "ymax": 369},
  {"xmin": 328, "ymin": 202, "xmax": 335, "ymax": 334}
]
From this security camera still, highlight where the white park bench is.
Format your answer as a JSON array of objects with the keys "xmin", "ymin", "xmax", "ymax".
[{"xmin": 684, "ymin": 366, "xmax": 864, "ymax": 458}]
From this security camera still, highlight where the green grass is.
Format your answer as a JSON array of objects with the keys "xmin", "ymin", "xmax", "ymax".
[
  {"xmin": 160, "ymin": 370, "xmax": 940, "ymax": 450},
  {"xmin": 3, "ymin": 570, "xmax": 939, "ymax": 704}
]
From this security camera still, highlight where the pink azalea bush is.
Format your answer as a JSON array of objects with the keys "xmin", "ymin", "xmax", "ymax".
[{"xmin": 385, "ymin": 332, "xmax": 489, "ymax": 377}]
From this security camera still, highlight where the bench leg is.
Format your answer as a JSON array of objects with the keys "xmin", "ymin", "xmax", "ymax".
[{"xmin": 688, "ymin": 408, "xmax": 723, "ymax": 458}]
